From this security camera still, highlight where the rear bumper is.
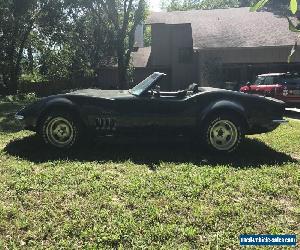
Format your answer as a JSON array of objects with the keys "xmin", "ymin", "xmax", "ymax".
[
  {"xmin": 247, "ymin": 119, "xmax": 288, "ymax": 135},
  {"xmin": 272, "ymin": 119, "xmax": 288, "ymax": 124}
]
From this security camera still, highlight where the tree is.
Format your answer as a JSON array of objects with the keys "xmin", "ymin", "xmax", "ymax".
[
  {"xmin": 95, "ymin": 0, "xmax": 147, "ymax": 89},
  {"xmin": 0, "ymin": 0, "xmax": 37, "ymax": 94},
  {"xmin": 63, "ymin": 0, "xmax": 147, "ymax": 89},
  {"xmin": 0, "ymin": 0, "xmax": 148, "ymax": 94},
  {"xmin": 0, "ymin": 0, "xmax": 67, "ymax": 94},
  {"xmin": 161, "ymin": 0, "xmax": 253, "ymax": 11},
  {"xmin": 160, "ymin": 0, "xmax": 290, "ymax": 11},
  {"xmin": 251, "ymin": 0, "xmax": 299, "ymax": 62},
  {"xmin": 66, "ymin": 0, "xmax": 119, "ymax": 80}
]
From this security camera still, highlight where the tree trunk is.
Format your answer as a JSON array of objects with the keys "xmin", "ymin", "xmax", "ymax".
[
  {"xmin": 117, "ymin": 43, "xmax": 128, "ymax": 90},
  {"xmin": 8, "ymin": 34, "xmax": 18, "ymax": 94},
  {"xmin": 8, "ymin": 52, "xmax": 18, "ymax": 95},
  {"xmin": 27, "ymin": 42, "xmax": 34, "ymax": 74},
  {"xmin": 7, "ymin": 73, "xmax": 18, "ymax": 95},
  {"xmin": 6, "ymin": 19, "xmax": 33, "ymax": 95},
  {"xmin": 118, "ymin": 57, "xmax": 128, "ymax": 89}
]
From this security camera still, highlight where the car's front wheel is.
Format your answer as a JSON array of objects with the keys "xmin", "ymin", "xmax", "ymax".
[
  {"xmin": 202, "ymin": 114, "xmax": 244, "ymax": 153},
  {"xmin": 40, "ymin": 111, "xmax": 80, "ymax": 149}
]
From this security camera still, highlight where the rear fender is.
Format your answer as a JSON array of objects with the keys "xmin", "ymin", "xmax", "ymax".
[{"xmin": 199, "ymin": 100, "xmax": 249, "ymax": 130}]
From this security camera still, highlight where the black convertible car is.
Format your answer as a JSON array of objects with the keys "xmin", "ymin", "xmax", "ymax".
[{"xmin": 15, "ymin": 72, "xmax": 287, "ymax": 152}]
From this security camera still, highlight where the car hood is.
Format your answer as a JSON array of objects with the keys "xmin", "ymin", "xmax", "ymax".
[{"xmin": 66, "ymin": 89, "xmax": 133, "ymax": 99}]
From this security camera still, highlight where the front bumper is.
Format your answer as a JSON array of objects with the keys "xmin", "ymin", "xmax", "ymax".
[
  {"xmin": 15, "ymin": 114, "xmax": 25, "ymax": 120},
  {"xmin": 14, "ymin": 113, "xmax": 26, "ymax": 129},
  {"xmin": 14, "ymin": 113, "xmax": 37, "ymax": 131}
]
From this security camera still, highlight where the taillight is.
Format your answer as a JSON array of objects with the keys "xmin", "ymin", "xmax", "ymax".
[{"xmin": 282, "ymin": 86, "xmax": 289, "ymax": 96}]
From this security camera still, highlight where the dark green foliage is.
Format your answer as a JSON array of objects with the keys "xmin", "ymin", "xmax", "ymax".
[
  {"xmin": 0, "ymin": 0, "xmax": 37, "ymax": 93},
  {"xmin": 161, "ymin": 0, "xmax": 291, "ymax": 11},
  {"xmin": 250, "ymin": 0, "xmax": 270, "ymax": 11},
  {"xmin": 0, "ymin": 0, "xmax": 147, "ymax": 94},
  {"xmin": 0, "ymin": 0, "xmax": 69, "ymax": 93},
  {"xmin": 92, "ymin": 0, "xmax": 147, "ymax": 89},
  {"xmin": 250, "ymin": 0, "xmax": 296, "ymax": 12},
  {"xmin": 250, "ymin": 0, "xmax": 299, "ymax": 62},
  {"xmin": 161, "ymin": 0, "xmax": 255, "ymax": 11}
]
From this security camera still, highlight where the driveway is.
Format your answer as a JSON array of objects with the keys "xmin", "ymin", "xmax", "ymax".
[{"xmin": 285, "ymin": 108, "xmax": 300, "ymax": 120}]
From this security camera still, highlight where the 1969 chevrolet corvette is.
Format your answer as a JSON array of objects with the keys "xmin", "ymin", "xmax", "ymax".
[{"xmin": 15, "ymin": 72, "xmax": 287, "ymax": 152}]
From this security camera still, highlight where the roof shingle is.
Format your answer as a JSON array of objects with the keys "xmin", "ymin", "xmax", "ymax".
[{"xmin": 147, "ymin": 8, "xmax": 299, "ymax": 49}]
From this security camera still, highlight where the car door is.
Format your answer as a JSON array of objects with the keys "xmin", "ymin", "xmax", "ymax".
[
  {"xmin": 131, "ymin": 93, "xmax": 193, "ymax": 134},
  {"xmin": 256, "ymin": 76, "xmax": 275, "ymax": 96},
  {"xmin": 109, "ymin": 92, "xmax": 192, "ymax": 134},
  {"xmin": 249, "ymin": 76, "xmax": 265, "ymax": 94},
  {"xmin": 253, "ymin": 76, "xmax": 270, "ymax": 95}
]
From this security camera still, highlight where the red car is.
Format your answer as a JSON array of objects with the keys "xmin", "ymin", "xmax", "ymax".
[{"xmin": 240, "ymin": 73, "xmax": 300, "ymax": 107}]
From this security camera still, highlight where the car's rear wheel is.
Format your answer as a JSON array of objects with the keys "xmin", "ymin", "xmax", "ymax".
[
  {"xmin": 40, "ymin": 111, "xmax": 80, "ymax": 149},
  {"xmin": 202, "ymin": 113, "xmax": 244, "ymax": 153}
]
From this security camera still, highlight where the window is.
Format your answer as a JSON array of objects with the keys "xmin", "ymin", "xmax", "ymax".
[
  {"xmin": 264, "ymin": 76, "xmax": 274, "ymax": 85},
  {"xmin": 273, "ymin": 76, "xmax": 282, "ymax": 84},
  {"xmin": 255, "ymin": 76, "xmax": 265, "ymax": 85},
  {"xmin": 178, "ymin": 48, "xmax": 193, "ymax": 64}
]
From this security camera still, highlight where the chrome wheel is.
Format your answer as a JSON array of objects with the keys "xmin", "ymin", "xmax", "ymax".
[
  {"xmin": 209, "ymin": 119, "xmax": 238, "ymax": 151},
  {"xmin": 45, "ymin": 117, "xmax": 75, "ymax": 147}
]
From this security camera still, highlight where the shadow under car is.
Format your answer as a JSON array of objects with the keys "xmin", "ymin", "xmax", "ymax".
[{"xmin": 4, "ymin": 134, "xmax": 296, "ymax": 168}]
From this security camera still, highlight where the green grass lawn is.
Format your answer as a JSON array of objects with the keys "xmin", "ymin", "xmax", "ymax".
[{"xmin": 0, "ymin": 98, "xmax": 299, "ymax": 249}]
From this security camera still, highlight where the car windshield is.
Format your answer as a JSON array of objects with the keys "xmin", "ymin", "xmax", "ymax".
[{"xmin": 130, "ymin": 73, "xmax": 162, "ymax": 96}]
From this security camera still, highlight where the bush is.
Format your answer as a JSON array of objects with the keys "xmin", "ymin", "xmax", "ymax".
[{"xmin": 4, "ymin": 92, "xmax": 38, "ymax": 103}]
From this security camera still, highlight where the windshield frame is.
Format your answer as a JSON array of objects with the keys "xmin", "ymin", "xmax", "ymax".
[{"xmin": 130, "ymin": 72, "xmax": 165, "ymax": 96}]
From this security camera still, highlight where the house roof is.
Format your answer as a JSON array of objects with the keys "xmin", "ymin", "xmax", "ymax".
[
  {"xmin": 147, "ymin": 7, "xmax": 299, "ymax": 49},
  {"xmin": 131, "ymin": 47, "xmax": 151, "ymax": 68}
]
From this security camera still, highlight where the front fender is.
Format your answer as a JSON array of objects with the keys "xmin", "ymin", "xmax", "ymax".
[
  {"xmin": 16, "ymin": 96, "xmax": 83, "ymax": 131},
  {"xmin": 44, "ymin": 97, "xmax": 75, "ymax": 109},
  {"xmin": 35, "ymin": 97, "xmax": 83, "ymax": 126},
  {"xmin": 39, "ymin": 97, "xmax": 81, "ymax": 118}
]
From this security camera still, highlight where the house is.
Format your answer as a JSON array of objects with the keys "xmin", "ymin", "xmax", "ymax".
[{"xmin": 129, "ymin": 7, "xmax": 300, "ymax": 90}]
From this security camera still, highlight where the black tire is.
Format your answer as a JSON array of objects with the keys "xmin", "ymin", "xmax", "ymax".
[
  {"xmin": 202, "ymin": 113, "xmax": 244, "ymax": 153},
  {"xmin": 39, "ymin": 111, "xmax": 81, "ymax": 149}
]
